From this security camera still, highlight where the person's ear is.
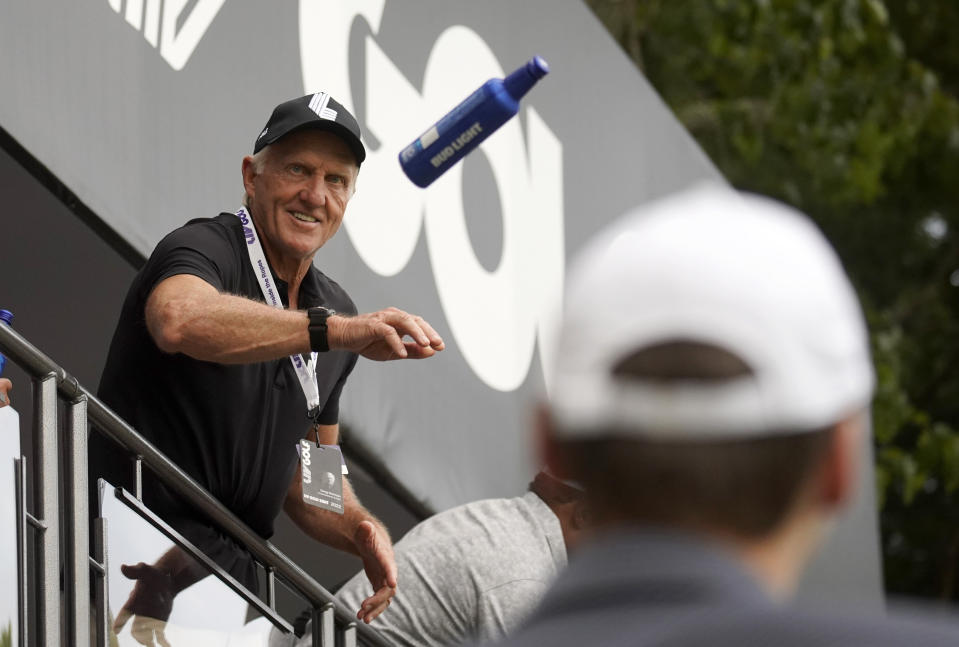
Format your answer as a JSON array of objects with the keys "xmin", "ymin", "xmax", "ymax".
[
  {"xmin": 819, "ymin": 413, "xmax": 865, "ymax": 509},
  {"xmin": 571, "ymin": 499, "xmax": 592, "ymax": 531},
  {"xmin": 241, "ymin": 156, "xmax": 257, "ymax": 201}
]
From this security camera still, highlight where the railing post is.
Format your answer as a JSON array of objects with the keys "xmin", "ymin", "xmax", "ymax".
[
  {"xmin": 92, "ymin": 517, "xmax": 109, "ymax": 647},
  {"xmin": 266, "ymin": 566, "xmax": 276, "ymax": 610},
  {"xmin": 14, "ymin": 457, "xmax": 27, "ymax": 647},
  {"xmin": 337, "ymin": 621, "xmax": 357, "ymax": 647},
  {"xmin": 315, "ymin": 603, "xmax": 336, "ymax": 647},
  {"xmin": 34, "ymin": 373, "xmax": 59, "ymax": 647},
  {"xmin": 65, "ymin": 395, "xmax": 91, "ymax": 646}
]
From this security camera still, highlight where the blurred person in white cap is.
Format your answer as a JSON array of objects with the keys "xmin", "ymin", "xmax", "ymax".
[{"xmin": 484, "ymin": 183, "xmax": 959, "ymax": 646}]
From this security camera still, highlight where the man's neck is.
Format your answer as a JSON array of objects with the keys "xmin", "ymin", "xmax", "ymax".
[
  {"xmin": 247, "ymin": 209, "xmax": 313, "ymax": 308},
  {"xmin": 590, "ymin": 509, "xmax": 827, "ymax": 601},
  {"xmin": 721, "ymin": 509, "xmax": 827, "ymax": 601},
  {"xmin": 264, "ymin": 246, "xmax": 312, "ymax": 308}
]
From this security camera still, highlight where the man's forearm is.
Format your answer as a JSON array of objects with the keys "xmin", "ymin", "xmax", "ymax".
[
  {"xmin": 286, "ymin": 476, "xmax": 388, "ymax": 552},
  {"xmin": 147, "ymin": 274, "xmax": 444, "ymax": 364},
  {"xmin": 147, "ymin": 275, "xmax": 312, "ymax": 363}
]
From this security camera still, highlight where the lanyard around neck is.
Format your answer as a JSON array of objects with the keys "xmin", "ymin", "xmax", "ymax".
[{"xmin": 235, "ymin": 207, "xmax": 321, "ymax": 417}]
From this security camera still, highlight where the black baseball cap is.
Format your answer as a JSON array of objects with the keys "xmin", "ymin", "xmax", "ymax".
[{"xmin": 253, "ymin": 93, "xmax": 366, "ymax": 165}]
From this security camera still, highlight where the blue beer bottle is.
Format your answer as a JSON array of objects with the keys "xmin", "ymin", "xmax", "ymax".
[{"xmin": 399, "ymin": 56, "xmax": 550, "ymax": 188}]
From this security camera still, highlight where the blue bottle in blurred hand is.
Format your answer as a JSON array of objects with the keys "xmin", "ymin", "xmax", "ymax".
[
  {"xmin": 0, "ymin": 310, "xmax": 12, "ymax": 376},
  {"xmin": 399, "ymin": 56, "xmax": 550, "ymax": 188}
]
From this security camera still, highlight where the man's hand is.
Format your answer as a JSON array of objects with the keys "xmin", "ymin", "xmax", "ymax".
[
  {"xmin": 0, "ymin": 378, "xmax": 11, "ymax": 407},
  {"xmin": 113, "ymin": 562, "xmax": 176, "ymax": 646},
  {"xmin": 354, "ymin": 520, "xmax": 397, "ymax": 623},
  {"xmin": 329, "ymin": 308, "xmax": 445, "ymax": 361}
]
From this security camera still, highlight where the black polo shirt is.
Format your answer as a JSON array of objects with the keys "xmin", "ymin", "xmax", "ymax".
[{"xmin": 91, "ymin": 212, "xmax": 357, "ymax": 588}]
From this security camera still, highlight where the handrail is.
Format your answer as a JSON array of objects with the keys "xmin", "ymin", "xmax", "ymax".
[{"xmin": 0, "ymin": 322, "xmax": 391, "ymax": 646}]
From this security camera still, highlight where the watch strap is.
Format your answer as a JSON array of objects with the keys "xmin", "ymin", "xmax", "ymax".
[{"xmin": 307, "ymin": 306, "xmax": 335, "ymax": 352}]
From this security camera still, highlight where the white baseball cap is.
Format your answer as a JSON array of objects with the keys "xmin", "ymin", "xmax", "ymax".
[{"xmin": 550, "ymin": 183, "xmax": 874, "ymax": 440}]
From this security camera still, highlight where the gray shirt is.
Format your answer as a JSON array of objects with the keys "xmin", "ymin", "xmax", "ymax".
[{"xmin": 332, "ymin": 491, "xmax": 566, "ymax": 646}]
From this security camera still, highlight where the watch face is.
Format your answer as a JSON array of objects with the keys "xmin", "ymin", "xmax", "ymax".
[{"xmin": 310, "ymin": 306, "xmax": 335, "ymax": 317}]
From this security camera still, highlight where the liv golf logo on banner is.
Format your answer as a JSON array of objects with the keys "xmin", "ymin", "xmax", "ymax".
[
  {"xmin": 107, "ymin": 0, "xmax": 227, "ymax": 70},
  {"xmin": 300, "ymin": 2, "xmax": 566, "ymax": 394}
]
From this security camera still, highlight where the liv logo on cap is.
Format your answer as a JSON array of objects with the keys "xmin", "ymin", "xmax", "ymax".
[{"xmin": 308, "ymin": 92, "xmax": 338, "ymax": 120}]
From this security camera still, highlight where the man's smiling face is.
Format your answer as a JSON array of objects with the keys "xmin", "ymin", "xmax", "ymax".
[{"xmin": 242, "ymin": 128, "xmax": 358, "ymax": 271}]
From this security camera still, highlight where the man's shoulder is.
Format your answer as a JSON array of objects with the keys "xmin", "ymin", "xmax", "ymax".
[
  {"xmin": 176, "ymin": 212, "xmax": 243, "ymax": 241},
  {"xmin": 664, "ymin": 605, "xmax": 959, "ymax": 647},
  {"xmin": 399, "ymin": 495, "xmax": 540, "ymax": 558},
  {"xmin": 128, "ymin": 213, "xmax": 242, "ymax": 298},
  {"xmin": 489, "ymin": 531, "xmax": 959, "ymax": 647},
  {"xmin": 152, "ymin": 213, "xmax": 241, "ymax": 255},
  {"xmin": 414, "ymin": 494, "xmax": 528, "ymax": 529},
  {"xmin": 493, "ymin": 600, "xmax": 959, "ymax": 647}
]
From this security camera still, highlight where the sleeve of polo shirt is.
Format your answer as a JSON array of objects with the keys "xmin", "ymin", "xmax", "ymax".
[
  {"xmin": 316, "ymin": 352, "xmax": 358, "ymax": 425},
  {"xmin": 139, "ymin": 220, "xmax": 236, "ymax": 299}
]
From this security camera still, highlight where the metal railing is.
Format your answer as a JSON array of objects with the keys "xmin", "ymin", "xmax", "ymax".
[{"xmin": 0, "ymin": 322, "xmax": 391, "ymax": 646}]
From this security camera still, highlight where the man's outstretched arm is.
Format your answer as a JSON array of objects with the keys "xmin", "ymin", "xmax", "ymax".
[
  {"xmin": 284, "ymin": 423, "xmax": 397, "ymax": 624},
  {"xmin": 145, "ymin": 274, "xmax": 444, "ymax": 364}
]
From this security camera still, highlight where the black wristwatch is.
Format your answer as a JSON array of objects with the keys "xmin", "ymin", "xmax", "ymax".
[{"xmin": 307, "ymin": 306, "xmax": 335, "ymax": 352}]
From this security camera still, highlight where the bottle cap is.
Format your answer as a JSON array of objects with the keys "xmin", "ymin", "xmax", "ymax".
[
  {"xmin": 504, "ymin": 56, "xmax": 550, "ymax": 100},
  {"xmin": 527, "ymin": 56, "xmax": 549, "ymax": 80}
]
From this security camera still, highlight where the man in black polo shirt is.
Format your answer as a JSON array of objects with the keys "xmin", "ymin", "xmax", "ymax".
[{"xmin": 91, "ymin": 94, "xmax": 444, "ymax": 637}]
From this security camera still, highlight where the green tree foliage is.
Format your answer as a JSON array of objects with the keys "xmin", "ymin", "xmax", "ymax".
[{"xmin": 587, "ymin": 0, "xmax": 959, "ymax": 601}]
